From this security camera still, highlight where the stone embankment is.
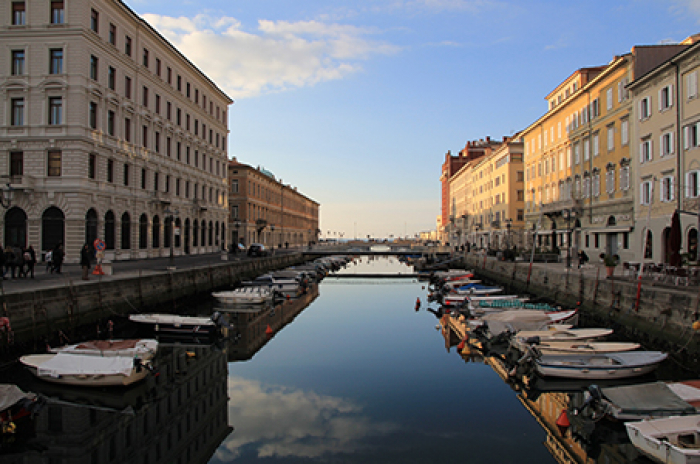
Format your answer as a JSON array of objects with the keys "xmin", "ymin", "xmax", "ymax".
[
  {"xmin": 1, "ymin": 253, "xmax": 307, "ymax": 349},
  {"xmin": 461, "ymin": 253, "xmax": 700, "ymax": 360}
]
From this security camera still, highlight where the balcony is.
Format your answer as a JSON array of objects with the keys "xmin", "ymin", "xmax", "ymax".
[
  {"xmin": 7, "ymin": 174, "xmax": 35, "ymax": 191},
  {"xmin": 540, "ymin": 199, "xmax": 582, "ymax": 217}
]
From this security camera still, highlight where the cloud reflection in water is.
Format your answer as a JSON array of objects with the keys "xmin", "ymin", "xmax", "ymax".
[{"xmin": 215, "ymin": 377, "xmax": 400, "ymax": 461}]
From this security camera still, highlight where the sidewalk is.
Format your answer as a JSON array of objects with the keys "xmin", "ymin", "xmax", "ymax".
[{"xmin": 0, "ymin": 251, "xmax": 296, "ymax": 295}]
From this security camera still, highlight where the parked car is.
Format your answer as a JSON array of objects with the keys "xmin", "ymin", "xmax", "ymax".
[{"xmin": 247, "ymin": 243, "xmax": 268, "ymax": 257}]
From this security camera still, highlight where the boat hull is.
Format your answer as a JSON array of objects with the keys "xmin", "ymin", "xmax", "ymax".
[
  {"xmin": 20, "ymin": 354, "xmax": 149, "ymax": 387},
  {"xmin": 535, "ymin": 352, "xmax": 667, "ymax": 380},
  {"xmin": 626, "ymin": 415, "xmax": 700, "ymax": 464}
]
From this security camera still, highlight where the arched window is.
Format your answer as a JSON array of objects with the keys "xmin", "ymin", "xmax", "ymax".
[
  {"xmin": 208, "ymin": 221, "xmax": 213, "ymax": 246},
  {"xmin": 201, "ymin": 221, "xmax": 206, "ymax": 247},
  {"xmin": 192, "ymin": 219, "xmax": 199, "ymax": 247},
  {"xmin": 689, "ymin": 228, "xmax": 698, "ymax": 261},
  {"xmin": 174, "ymin": 217, "xmax": 181, "ymax": 248},
  {"xmin": 164, "ymin": 216, "xmax": 172, "ymax": 248},
  {"xmin": 121, "ymin": 212, "xmax": 131, "ymax": 250},
  {"xmin": 215, "ymin": 222, "xmax": 220, "ymax": 246},
  {"xmin": 6, "ymin": 207, "xmax": 27, "ymax": 248},
  {"xmin": 220, "ymin": 224, "xmax": 225, "ymax": 249},
  {"xmin": 152, "ymin": 215, "xmax": 160, "ymax": 249},
  {"xmin": 41, "ymin": 206, "xmax": 64, "ymax": 252},
  {"xmin": 85, "ymin": 208, "xmax": 98, "ymax": 250},
  {"xmin": 184, "ymin": 218, "xmax": 191, "ymax": 254},
  {"xmin": 104, "ymin": 211, "xmax": 116, "ymax": 250},
  {"xmin": 139, "ymin": 214, "xmax": 148, "ymax": 249}
]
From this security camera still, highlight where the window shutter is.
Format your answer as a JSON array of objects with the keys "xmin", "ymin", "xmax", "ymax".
[
  {"xmin": 685, "ymin": 126, "xmax": 691, "ymax": 150},
  {"xmin": 670, "ymin": 133, "xmax": 675, "ymax": 154},
  {"xmin": 669, "ymin": 85, "xmax": 674, "ymax": 107},
  {"xmin": 659, "ymin": 89, "xmax": 663, "ymax": 111},
  {"xmin": 640, "ymin": 143, "xmax": 645, "ymax": 163}
]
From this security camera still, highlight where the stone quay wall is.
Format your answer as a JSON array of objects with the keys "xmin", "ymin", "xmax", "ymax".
[
  {"xmin": 462, "ymin": 253, "xmax": 700, "ymax": 357},
  {"xmin": 2, "ymin": 253, "xmax": 308, "ymax": 346}
]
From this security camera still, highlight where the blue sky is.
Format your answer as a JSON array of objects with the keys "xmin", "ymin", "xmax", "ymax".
[{"xmin": 128, "ymin": 0, "xmax": 700, "ymax": 239}]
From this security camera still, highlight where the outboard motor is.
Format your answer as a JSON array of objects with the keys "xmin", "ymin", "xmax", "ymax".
[
  {"xmin": 522, "ymin": 336, "xmax": 541, "ymax": 345},
  {"xmin": 211, "ymin": 311, "xmax": 233, "ymax": 329},
  {"xmin": 574, "ymin": 384, "xmax": 603, "ymax": 416}
]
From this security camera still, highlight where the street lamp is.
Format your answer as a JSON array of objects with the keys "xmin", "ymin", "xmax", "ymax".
[
  {"xmin": 563, "ymin": 209, "xmax": 576, "ymax": 268},
  {"xmin": 0, "ymin": 183, "xmax": 15, "ymax": 209},
  {"xmin": 505, "ymin": 218, "xmax": 512, "ymax": 248},
  {"xmin": 164, "ymin": 207, "xmax": 179, "ymax": 270}
]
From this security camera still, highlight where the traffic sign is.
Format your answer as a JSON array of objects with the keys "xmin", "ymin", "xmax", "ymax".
[{"xmin": 94, "ymin": 239, "xmax": 106, "ymax": 251}]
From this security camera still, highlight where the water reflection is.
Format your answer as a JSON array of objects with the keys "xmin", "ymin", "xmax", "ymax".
[
  {"xmin": 5, "ymin": 342, "xmax": 232, "ymax": 463},
  {"xmin": 216, "ymin": 377, "xmax": 399, "ymax": 461}
]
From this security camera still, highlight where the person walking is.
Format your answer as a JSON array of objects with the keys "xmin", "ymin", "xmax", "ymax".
[
  {"xmin": 80, "ymin": 243, "xmax": 92, "ymax": 280},
  {"xmin": 4, "ymin": 246, "xmax": 14, "ymax": 279},
  {"xmin": 52, "ymin": 243, "xmax": 64, "ymax": 274},
  {"xmin": 45, "ymin": 249, "xmax": 53, "ymax": 273},
  {"xmin": 23, "ymin": 245, "xmax": 36, "ymax": 279}
]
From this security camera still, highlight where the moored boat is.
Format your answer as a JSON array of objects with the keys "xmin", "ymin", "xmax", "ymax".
[
  {"xmin": 211, "ymin": 286, "xmax": 273, "ymax": 305},
  {"xmin": 515, "ymin": 327, "xmax": 613, "ymax": 343},
  {"xmin": 129, "ymin": 312, "xmax": 228, "ymax": 336},
  {"xmin": 20, "ymin": 353, "xmax": 151, "ymax": 387},
  {"xmin": 533, "ymin": 351, "xmax": 667, "ymax": 380},
  {"xmin": 626, "ymin": 414, "xmax": 700, "ymax": 464},
  {"xmin": 49, "ymin": 339, "xmax": 158, "ymax": 360},
  {"xmin": 512, "ymin": 339, "xmax": 640, "ymax": 356}
]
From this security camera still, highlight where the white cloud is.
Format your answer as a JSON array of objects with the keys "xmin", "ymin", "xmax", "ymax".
[
  {"xmin": 141, "ymin": 14, "xmax": 400, "ymax": 99},
  {"xmin": 214, "ymin": 377, "xmax": 400, "ymax": 461}
]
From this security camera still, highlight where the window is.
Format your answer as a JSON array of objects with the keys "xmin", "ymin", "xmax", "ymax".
[
  {"xmin": 10, "ymin": 152, "xmax": 22, "ymax": 177},
  {"xmin": 606, "ymin": 88, "xmax": 613, "ymax": 111},
  {"xmin": 517, "ymin": 209, "xmax": 524, "ymax": 221},
  {"xmin": 687, "ymin": 170, "xmax": 700, "ymax": 198},
  {"xmin": 684, "ymin": 122, "xmax": 700, "ymax": 149},
  {"xmin": 640, "ymin": 96, "xmax": 651, "ymax": 120},
  {"xmin": 124, "ymin": 118, "xmax": 131, "ymax": 142},
  {"xmin": 48, "ymin": 97, "xmax": 62, "ymax": 125},
  {"xmin": 142, "ymin": 126, "xmax": 148, "ymax": 148},
  {"xmin": 621, "ymin": 118, "xmax": 629, "ymax": 145},
  {"xmin": 640, "ymin": 138, "xmax": 652, "ymax": 163},
  {"xmin": 50, "ymin": 49, "xmax": 63, "ymax": 74},
  {"xmin": 155, "ymin": 94, "xmax": 160, "ymax": 114},
  {"xmin": 154, "ymin": 172, "xmax": 159, "ymax": 191},
  {"xmin": 107, "ymin": 110, "xmax": 115, "ymax": 136},
  {"xmin": 109, "ymin": 23, "xmax": 116, "ymax": 45},
  {"xmin": 123, "ymin": 163, "xmax": 129, "ymax": 186},
  {"xmin": 51, "ymin": 1, "xmax": 64, "ymax": 24},
  {"xmin": 141, "ymin": 168, "xmax": 146, "ymax": 189},
  {"xmin": 659, "ymin": 85, "xmax": 673, "ymax": 111},
  {"xmin": 11, "ymin": 98, "xmax": 24, "ymax": 126},
  {"xmin": 125, "ymin": 36, "xmax": 132, "ymax": 56},
  {"xmin": 660, "ymin": 176, "xmax": 675, "ymax": 202},
  {"xmin": 583, "ymin": 138, "xmax": 590, "ymax": 161},
  {"xmin": 125, "ymin": 76, "xmax": 131, "ymax": 99},
  {"xmin": 12, "ymin": 2, "xmax": 25, "ymax": 25},
  {"xmin": 661, "ymin": 131, "xmax": 675, "ymax": 157},
  {"xmin": 155, "ymin": 132, "xmax": 160, "ymax": 153},
  {"xmin": 91, "ymin": 9, "xmax": 99, "ymax": 33},
  {"xmin": 177, "ymin": 75, "xmax": 182, "ymax": 91},
  {"xmin": 167, "ymin": 102, "xmax": 171, "ymax": 120},
  {"xmin": 186, "ymin": 82, "xmax": 191, "ymax": 98},
  {"xmin": 11, "ymin": 50, "xmax": 24, "ymax": 75},
  {"xmin": 48, "ymin": 150, "xmax": 62, "ymax": 176},
  {"xmin": 583, "ymin": 176, "xmax": 591, "ymax": 198},
  {"xmin": 688, "ymin": 71, "xmax": 698, "ymax": 100},
  {"xmin": 108, "ymin": 66, "xmax": 115, "ymax": 90},
  {"xmin": 156, "ymin": 58, "xmax": 161, "ymax": 77},
  {"xmin": 90, "ymin": 55, "xmax": 98, "ymax": 80},
  {"xmin": 574, "ymin": 143, "xmax": 580, "ymax": 164},
  {"xmin": 142, "ymin": 86, "xmax": 148, "ymax": 107},
  {"xmin": 606, "ymin": 169, "xmax": 615, "ymax": 194},
  {"xmin": 621, "ymin": 166, "xmax": 630, "ymax": 191},
  {"xmin": 592, "ymin": 133, "xmax": 599, "ymax": 157},
  {"xmin": 89, "ymin": 102, "xmax": 97, "ymax": 129},
  {"xmin": 142, "ymin": 48, "xmax": 149, "ymax": 68},
  {"xmin": 89, "ymin": 154, "xmax": 96, "ymax": 179},
  {"xmin": 607, "ymin": 125, "xmax": 615, "ymax": 151},
  {"xmin": 107, "ymin": 159, "xmax": 113, "ymax": 182},
  {"xmin": 640, "ymin": 180, "xmax": 652, "ymax": 205},
  {"xmin": 593, "ymin": 173, "xmax": 600, "ymax": 197},
  {"xmin": 167, "ymin": 67, "xmax": 172, "ymax": 84}
]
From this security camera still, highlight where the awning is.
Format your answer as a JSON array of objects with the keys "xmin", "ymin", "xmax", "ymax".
[{"xmin": 586, "ymin": 226, "xmax": 633, "ymax": 234}]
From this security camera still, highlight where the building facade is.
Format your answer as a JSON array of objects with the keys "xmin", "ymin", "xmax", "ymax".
[
  {"xmin": 228, "ymin": 158, "xmax": 319, "ymax": 249},
  {"xmin": 1, "ymin": 0, "xmax": 232, "ymax": 262},
  {"xmin": 628, "ymin": 37, "xmax": 700, "ymax": 264}
]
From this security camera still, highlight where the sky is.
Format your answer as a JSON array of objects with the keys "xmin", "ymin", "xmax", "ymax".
[{"xmin": 126, "ymin": 0, "xmax": 700, "ymax": 240}]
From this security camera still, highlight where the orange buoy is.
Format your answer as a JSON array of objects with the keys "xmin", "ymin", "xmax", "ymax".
[
  {"xmin": 457, "ymin": 337, "xmax": 467, "ymax": 350},
  {"xmin": 415, "ymin": 298, "xmax": 421, "ymax": 311},
  {"xmin": 265, "ymin": 325, "xmax": 274, "ymax": 336},
  {"xmin": 556, "ymin": 409, "xmax": 570, "ymax": 436}
]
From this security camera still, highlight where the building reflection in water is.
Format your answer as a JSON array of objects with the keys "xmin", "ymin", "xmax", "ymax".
[
  {"xmin": 440, "ymin": 320, "xmax": 647, "ymax": 464},
  {"xmin": 13, "ymin": 342, "xmax": 232, "ymax": 464}
]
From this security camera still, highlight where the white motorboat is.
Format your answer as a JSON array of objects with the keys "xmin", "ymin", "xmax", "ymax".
[
  {"xmin": 468, "ymin": 309, "xmax": 578, "ymax": 338},
  {"xmin": 442, "ymin": 294, "xmax": 524, "ymax": 308},
  {"xmin": 450, "ymin": 284, "xmax": 503, "ymax": 295},
  {"xmin": 515, "ymin": 327, "xmax": 613, "ymax": 343},
  {"xmin": 533, "ymin": 351, "xmax": 667, "ymax": 380},
  {"xmin": 49, "ymin": 339, "xmax": 158, "ymax": 360},
  {"xmin": 514, "ymin": 340, "xmax": 640, "ymax": 356},
  {"xmin": 20, "ymin": 353, "xmax": 151, "ymax": 387},
  {"xmin": 129, "ymin": 312, "xmax": 227, "ymax": 336},
  {"xmin": 212, "ymin": 286, "xmax": 273, "ymax": 305},
  {"xmin": 626, "ymin": 414, "xmax": 700, "ymax": 464},
  {"xmin": 241, "ymin": 274, "xmax": 302, "ymax": 299}
]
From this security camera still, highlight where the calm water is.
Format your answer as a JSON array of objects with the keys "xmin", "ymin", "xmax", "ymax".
[{"xmin": 2, "ymin": 257, "xmax": 652, "ymax": 463}]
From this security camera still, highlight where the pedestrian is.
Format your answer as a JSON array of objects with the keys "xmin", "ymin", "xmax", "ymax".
[
  {"xmin": 578, "ymin": 250, "xmax": 589, "ymax": 269},
  {"xmin": 52, "ymin": 243, "xmax": 64, "ymax": 274},
  {"xmin": 23, "ymin": 245, "xmax": 36, "ymax": 279},
  {"xmin": 4, "ymin": 246, "xmax": 14, "ymax": 279},
  {"xmin": 45, "ymin": 249, "xmax": 53, "ymax": 273},
  {"xmin": 80, "ymin": 243, "xmax": 92, "ymax": 280},
  {"xmin": 12, "ymin": 244, "xmax": 24, "ymax": 278}
]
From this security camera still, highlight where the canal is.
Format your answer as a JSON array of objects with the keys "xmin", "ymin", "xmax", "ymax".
[{"xmin": 2, "ymin": 256, "xmax": 654, "ymax": 463}]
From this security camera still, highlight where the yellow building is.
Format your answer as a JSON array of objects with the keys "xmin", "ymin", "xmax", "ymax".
[{"xmin": 521, "ymin": 43, "xmax": 687, "ymax": 265}]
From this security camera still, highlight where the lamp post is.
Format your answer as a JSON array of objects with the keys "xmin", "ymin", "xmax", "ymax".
[
  {"xmin": 0, "ymin": 184, "xmax": 15, "ymax": 209},
  {"xmin": 505, "ymin": 218, "xmax": 512, "ymax": 248},
  {"xmin": 164, "ymin": 207, "xmax": 179, "ymax": 270}
]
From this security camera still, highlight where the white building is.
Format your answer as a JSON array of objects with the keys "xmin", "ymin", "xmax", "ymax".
[{"xmin": 0, "ymin": 0, "xmax": 232, "ymax": 262}]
